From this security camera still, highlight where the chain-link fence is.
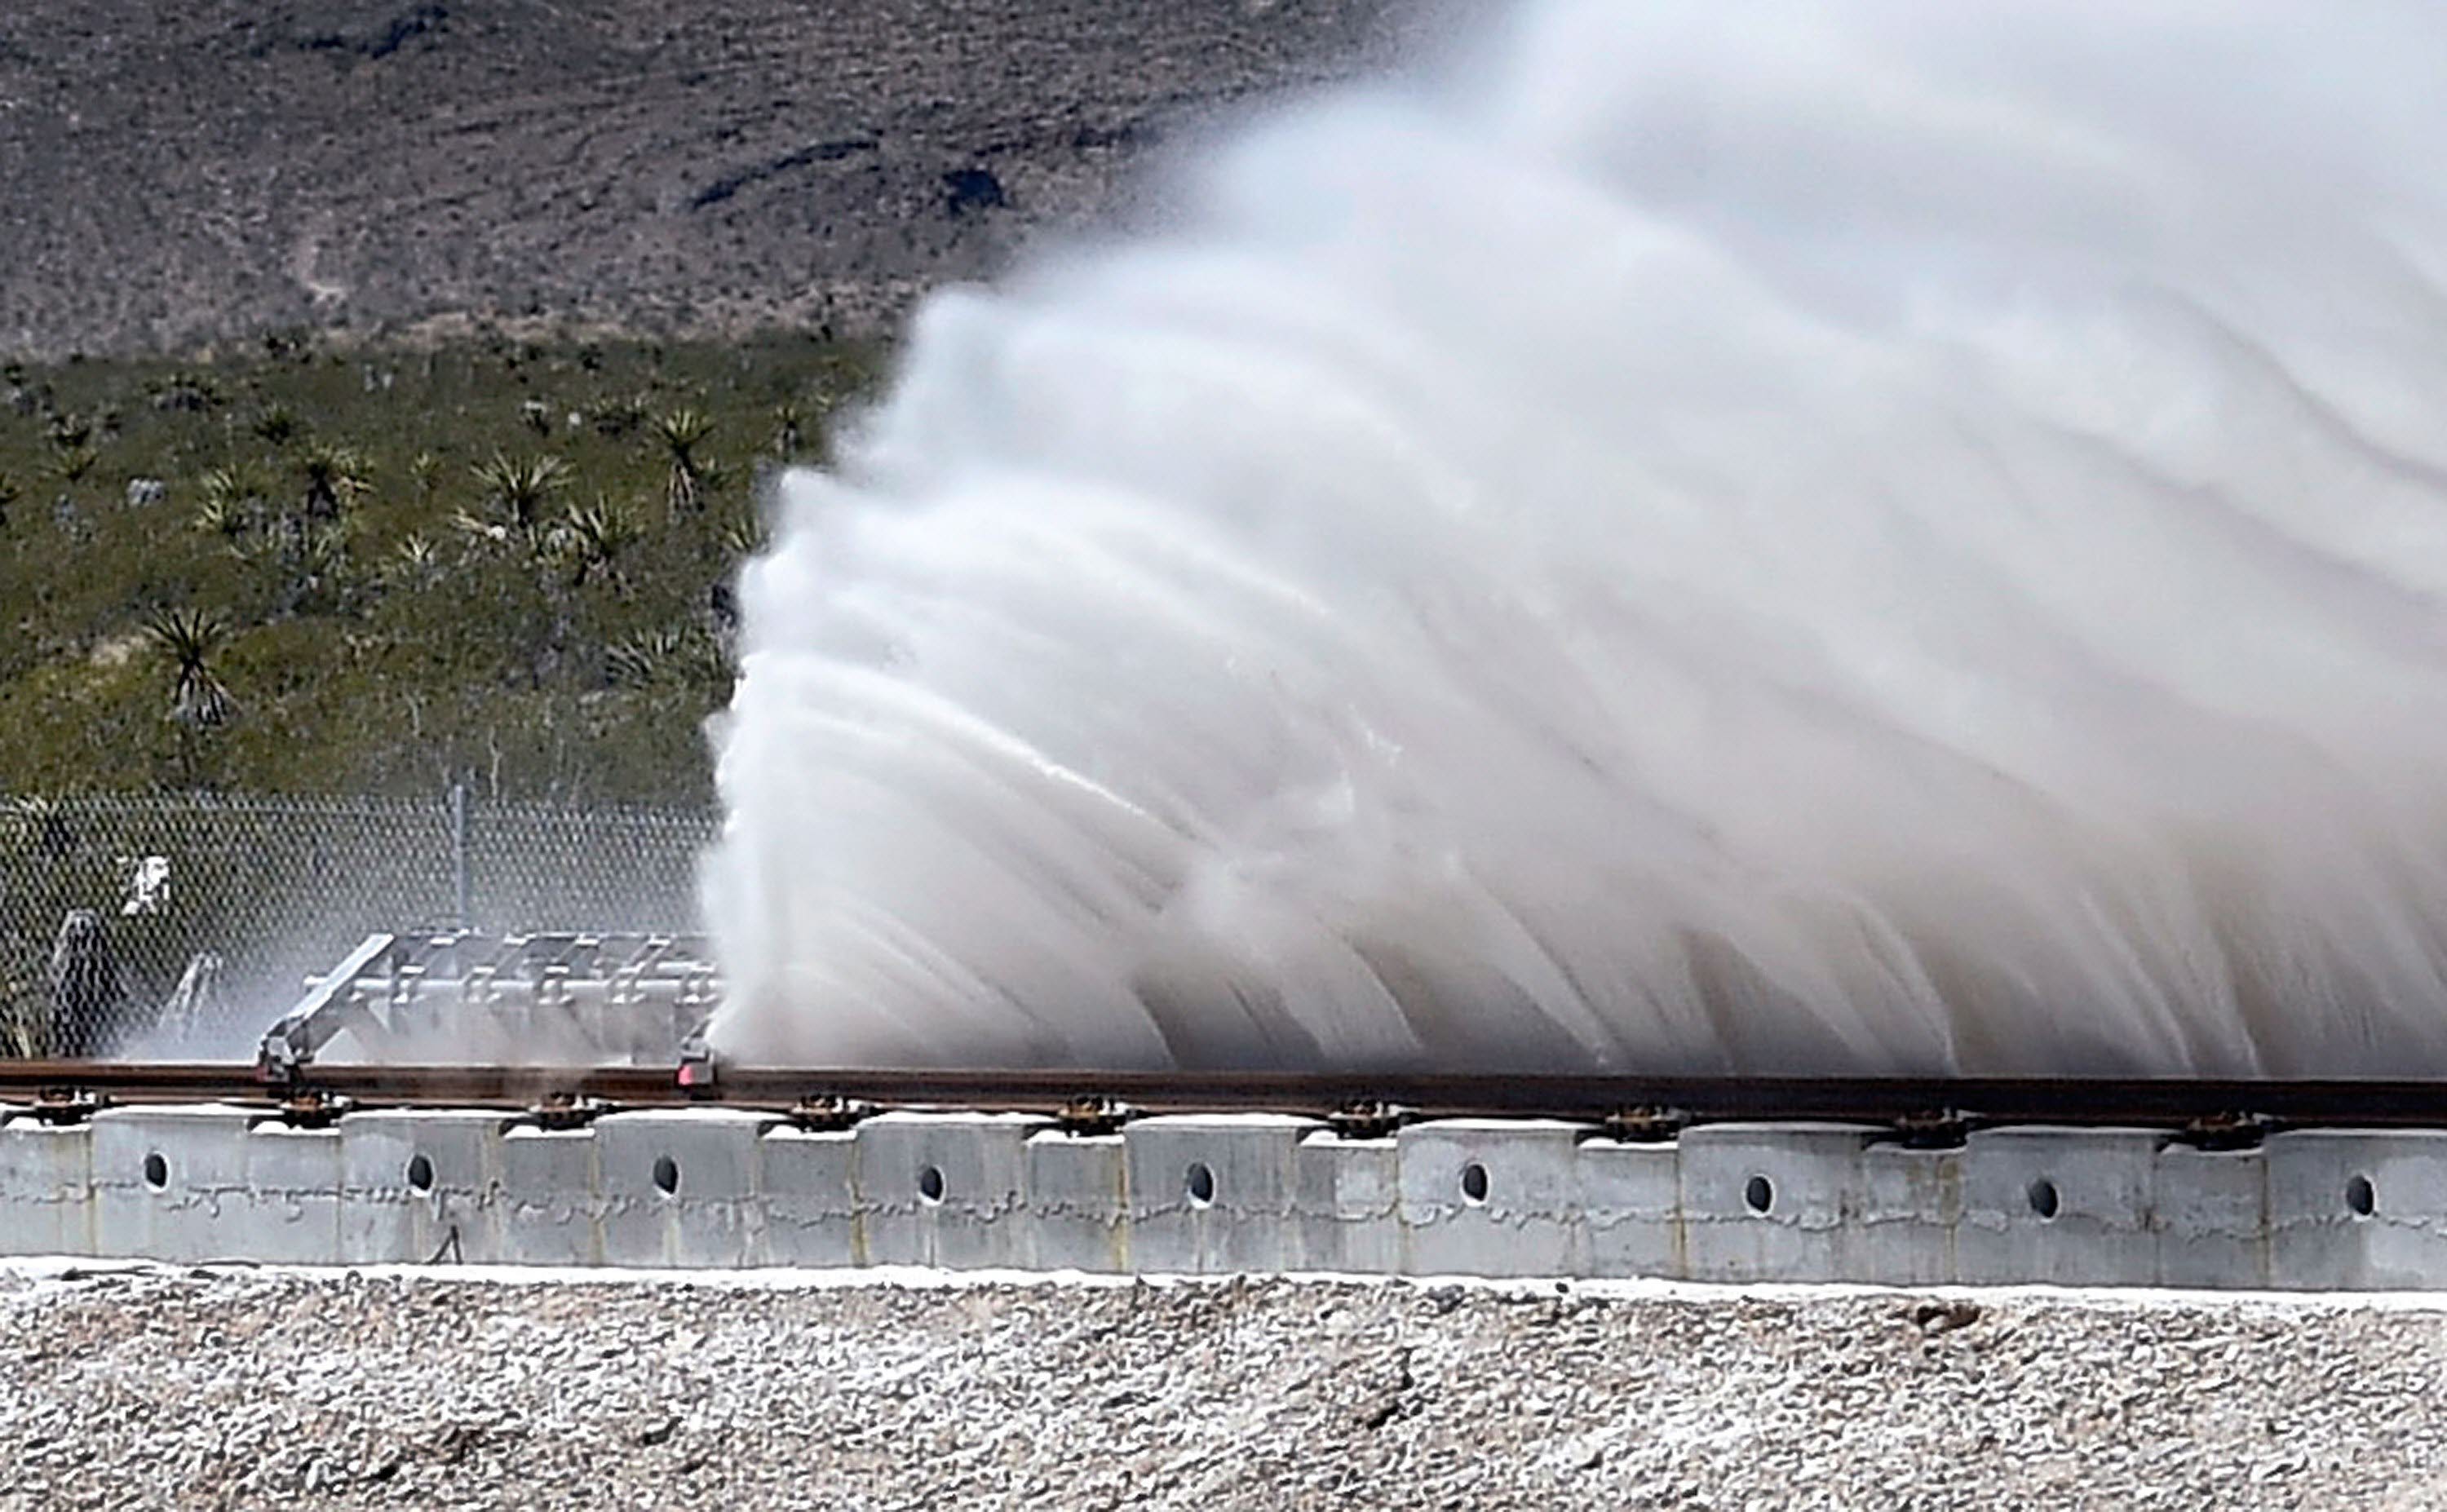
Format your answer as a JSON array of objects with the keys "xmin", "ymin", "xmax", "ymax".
[{"xmin": 0, "ymin": 791, "xmax": 718, "ymax": 1059}]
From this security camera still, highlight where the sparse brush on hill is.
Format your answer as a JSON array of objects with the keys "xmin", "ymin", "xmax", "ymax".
[
  {"xmin": 148, "ymin": 371, "xmax": 223, "ymax": 413},
  {"xmin": 0, "ymin": 332, "xmax": 880, "ymax": 801}
]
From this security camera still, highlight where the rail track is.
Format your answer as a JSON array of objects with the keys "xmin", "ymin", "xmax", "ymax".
[{"xmin": 5, "ymin": 1060, "xmax": 2447, "ymax": 1133}]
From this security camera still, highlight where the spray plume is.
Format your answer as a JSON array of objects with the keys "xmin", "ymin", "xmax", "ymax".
[{"xmin": 703, "ymin": 0, "xmax": 2447, "ymax": 1076}]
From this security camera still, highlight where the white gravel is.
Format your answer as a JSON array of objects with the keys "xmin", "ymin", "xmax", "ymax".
[{"xmin": 2, "ymin": 1262, "xmax": 2444, "ymax": 1510}]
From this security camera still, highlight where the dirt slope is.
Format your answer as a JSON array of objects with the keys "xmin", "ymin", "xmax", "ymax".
[{"xmin": 0, "ymin": 0, "xmax": 1396, "ymax": 358}]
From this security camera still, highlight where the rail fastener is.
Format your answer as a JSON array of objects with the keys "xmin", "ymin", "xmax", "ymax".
[
  {"xmin": 24, "ymin": 1086, "xmax": 108, "ymax": 1126},
  {"xmin": 1885, "ymin": 1108, "xmax": 1973, "ymax": 1150},
  {"xmin": 2173, "ymin": 1112, "xmax": 2277, "ymax": 1151},
  {"xmin": 527, "ymin": 1092, "xmax": 616, "ymax": 1131},
  {"xmin": 274, "ymin": 1089, "xmax": 356, "ymax": 1130},
  {"xmin": 1599, "ymin": 1106, "xmax": 1690, "ymax": 1143},
  {"xmin": 787, "ymin": 1095, "xmax": 876, "ymax": 1132},
  {"xmin": 1055, "ymin": 1095, "xmax": 1138, "ymax": 1137},
  {"xmin": 1327, "ymin": 1099, "xmax": 1414, "ymax": 1141}
]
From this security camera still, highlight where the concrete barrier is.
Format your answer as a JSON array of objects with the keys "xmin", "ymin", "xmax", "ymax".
[
  {"xmin": 1399, "ymin": 1119, "xmax": 1586, "ymax": 1277},
  {"xmin": 2267, "ymin": 1130, "xmax": 2447, "ymax": 1289},
  {"xmin": 341, "ymin": 1109, "xmax": 507, "ymax": 1264},
  {"xmin": 1852, "ymin": 1140, "xmax": 1959, "ymax": 1286},
  {"xmin": 1295, "ymin": 1128, "xmax": 1399, "ymax": 1273},
  {"xmin": 1958, "ymin": 1126, "xmax": 2157, "ymax": 1286},
  {"xmin": 760, "ymin": 1125, "xmax": 861, "ymax": 1267},
  {"xmin": 2157, "ymin": 1140, "xmax": 2268, "ymax": 1289},
  {"xmin": 597, "ymin": 1109, "xmax": 779, "ymax": 1268},
  {"xmin": 1577, "ymin": 1134, "xmax": 1681, "ymax": 1278},
  {"xmin": 1679, "ymin": 1123, "xmax": 1877, "ymax": 1284},
  {"xmin": 1025, "ymin": 1129, "xmax": 1127, "ymax": 1273},
  {"xmin": 498, "ymin": 1125, "xmax": 602, "ymax": 1266},
  {"xmin": 856, "ymin": 1112, "xmax": 1044, "ymax": 1270},
  {"xmin": 18, "ymin": 1103, "xmax": 2447, "ymax": 1285},
  {"xmin": 1126, "ymin": 1115, "xmax": 1314, "ymax": 1275},
  {"xmin": 92, "ymin": 1105, "xmax": 343, "ymax": 1263},
  {"xmin": 0, "ymin": 1107, "xmax": 93, "ymax": 1257}
]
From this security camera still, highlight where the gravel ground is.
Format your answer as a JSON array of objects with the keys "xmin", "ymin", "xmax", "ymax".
[{"xmin": 2, "ymin": 1264, "xmax": 2443, "ymax": 1510}]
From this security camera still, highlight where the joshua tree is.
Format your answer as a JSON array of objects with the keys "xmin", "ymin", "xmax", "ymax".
[
  {"xmin": 194, "ymin": 462, "xmax": 268, "ymax": 543},
  {"xmin": 45, "ymin": 411, "xmax": 91, "ymax": 450},
  {"xmin": 295, "ymin": 441, "xmax": 373, "ymax": 521},
  {"xmin": 605, "ymin": 624, "xmax": 730, "ymax": 692},
  {"xmin": 654, "ymin": 407, "xmax": 715, "ymax": 517},
  {"xmin": 389, "ymin": 533, "xmax": 443, "ymax": 590},
  {"xmin": 556, "ymin": 495, "xmax": 644, "ymax": 590},
  {"xmin": 471, "ymin": 451, "xmax": 571, "ymax": 530},
  {"xmin": 719, "ymin": 510, "xmax": 768, "ymax": 559},
  {"xmin": 250, "ymin": 403, "xmax": 303, "ymax": 446},
  {"xmin": 141, "ymin": 606, "xmax": 237, "ymax": 732},
  {"xmin": 192, "ymin": 493, "xmax": 246, "ymax": 544},
  {"xmin": 276, "ymin": 518, "xmax": 358, "ymax": 615},
  {"xmin": 769, "ymin": 399, "xmax": 807, "ymax": 458},
  {"xmin": 586, "ymin": 394, "xmax": 648, "ymax": 438},
  {"xmin": 0, "ymin": 470, "xmax": 18, "ymax": 529},
  {"xmin": 771, "ymin": 392, "xmax": 838, "ymax": 459},
  {"xmin": 140, "ymin": 606, "xmax": 236, "ymax": 788},
  {"xmin": 408, "ymin": 450, "xmax": 443, "ymax": 497},
  {"xmin": 50, "ymin": 445, "xmax": 98, "ymax": 485}
]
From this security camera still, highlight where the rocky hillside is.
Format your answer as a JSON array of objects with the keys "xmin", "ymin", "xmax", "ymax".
[{"xmin": 0, "ymin": 0, "xmax": 1398, "ymax": 359}]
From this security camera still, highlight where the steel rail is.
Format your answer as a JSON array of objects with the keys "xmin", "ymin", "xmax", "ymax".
[{"xmin": 7, "ymin": 1061, "xmax": 2447, "ymax": 1130}]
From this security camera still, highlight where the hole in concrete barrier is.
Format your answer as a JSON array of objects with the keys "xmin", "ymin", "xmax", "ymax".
[
  {"xmin": 2347, "ymin": 1174, "xmax": 2376, "ymax": 1218},
  {"xmin": 1186, "ymin": 1161, "xmax": 1215, "ymax": 1208},
  {"xmin": 653, "ymin": 1155, "xmax": 681, "ymax": 1198},
  {"xmin": 405, "ymin": 1154, "xmax": 436, "ymax": 1194},
  {"xmin": 1743, "ymin": 1174, "xmax": 1774, "ymax": 1214},
  {"xmin": 918, "ymin": 1165, "xmax": 946, "ymax": 1205},
  {"xmin": 2027, "ymin": 1178, "xmax": 2060, "ymax": 1221},
  {"xmin": 142, "ymin": 1152, "xmax": 169, "ymax": 1191},
  {"xmin": 1460, "ymin": 1161, "xmax": 1490, "ymax": 1206}
]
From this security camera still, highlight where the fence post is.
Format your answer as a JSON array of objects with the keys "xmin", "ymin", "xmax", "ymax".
[{"xmin": 449, "ymin": 780, "xmax": 471, "ymax": 931}]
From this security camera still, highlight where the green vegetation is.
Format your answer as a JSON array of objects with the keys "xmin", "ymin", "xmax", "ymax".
[{"xmin": 0, "ymin": 329, "xmax": 883, "ymax": 803}]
